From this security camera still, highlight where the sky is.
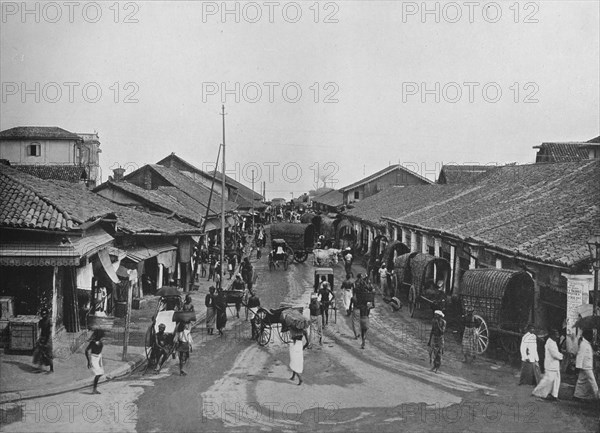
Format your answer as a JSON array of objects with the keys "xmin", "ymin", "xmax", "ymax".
[{"xmin": 1, "ymin": 1, "xmax": 599, "ymax": 199}]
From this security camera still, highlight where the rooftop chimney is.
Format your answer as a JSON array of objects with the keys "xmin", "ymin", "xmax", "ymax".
[{"xmin": 113, "ymin": 167, "xmax": 125, "ymax": 182}]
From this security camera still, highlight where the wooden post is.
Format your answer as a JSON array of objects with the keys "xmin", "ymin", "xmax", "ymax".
[{"xmin": 122, "ymin": 280, "xmax": 133, "ymax": 361}]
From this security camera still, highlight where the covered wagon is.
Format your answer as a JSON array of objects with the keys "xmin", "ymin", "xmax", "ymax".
[
  {"xmin": 457, "ymin": 269, "xmax": 534, "ymax": 355},
  {"xmin": 269, "ymin": 223, "xmax": 315, "ymax": 263}
]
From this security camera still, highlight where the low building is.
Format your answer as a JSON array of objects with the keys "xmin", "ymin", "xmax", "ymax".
[
  {"xmin": 312, "ymin": 189, "xmax": 344, "ymax": 213},
  {"xmin": 0, "ymin": 164, "xmax": 202, "ymax": 341},
  {"xmin": 339, "ymin": 164, "xmax": 432, "ymax": 205},
  {"xmin": 374, "ymin": 160, "xmax": 599, "ymax": 332},
  {"xmin": 0, "ymin": 127, "xmax": 101, "ymax": 187}
]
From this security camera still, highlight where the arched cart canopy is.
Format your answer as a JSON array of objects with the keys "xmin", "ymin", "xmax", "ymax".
[
  {"xmin": 409, "ymin": 253, "xmax": 451, "ymax": 295},
  {"xmin": 381, "ymin": 241, "xmax": 410, "ymax": 270},
  {"xmin": 458, "ymin": 269, "xmax": 534, "ymax": 331},
  {"xmin": 270, "ymin": 223, "xmax": 315, "ymax": 251},
  {"xmin": 393, "ymin": 252, "xmax": 418, "ymax": 286}
]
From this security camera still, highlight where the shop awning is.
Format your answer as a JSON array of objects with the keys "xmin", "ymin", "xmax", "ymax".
[
  {"xmin": 0, "ymin": 242, "xmax": 80, "ymax": 266},
  {"xmin": 71, "ymin": 229, "xmax": 114, "ymax": 258},
  {"xmin": 97, "ymin": 249, "xmax": 119, "ymax": 284},
  {"xmin": 121, "ymin": 243, "xmax": 176, "ymax": 263}
]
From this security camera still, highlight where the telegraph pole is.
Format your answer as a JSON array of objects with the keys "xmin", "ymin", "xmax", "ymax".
[
  {"xmin": 220, "ymin": 105, "xmax": 226, "ymax": 288},
  {"xmin": 251, "ymin": 169, "xmax": 255, "ymax": 234}
]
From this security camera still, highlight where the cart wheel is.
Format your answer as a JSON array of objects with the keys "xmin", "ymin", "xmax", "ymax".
[
  {"xmin": 473, "ymin": 314, "xmax": 489, "ymax": 355},
  {"xmin": 499, "ymin": 335, "xmax": 520, "ymax": 355},
  {"xmin": 257, "ymin": 324, "xmax": 271, "ymax": 346},
  {"xmin": 408, "ymin": 285, "xmax": 417, "ymax": 317},
  {"xmin": 285, "ymin": 246, "xmax": 295, "ymax": 263},
  {"xmin": 278, "ymin": 326, "xmax": 292, "ymax": 344},
  {"xmin": 294, "ymin": 250, "xmax": 309, "ymax": 263},
  {"xmin": 283, "ymin": 258, "xmax": 289, "ymax": 270}
]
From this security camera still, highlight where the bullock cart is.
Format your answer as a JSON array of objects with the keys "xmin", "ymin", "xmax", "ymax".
[{"xmin": 456, "ymin": 268, "xmax": 534, "ymax": 355}]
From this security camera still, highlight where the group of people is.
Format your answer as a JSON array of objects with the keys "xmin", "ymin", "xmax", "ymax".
[{"xmin": 519, "ymin": 326, "xmax": 599, "ymax": 403}]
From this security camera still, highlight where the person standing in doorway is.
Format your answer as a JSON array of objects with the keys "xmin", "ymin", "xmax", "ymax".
[
  {"xmin": 85, "ymin": 329, "xmax": 105, "ymax": 394},
  {"xmin": 532, "ymin": 329, "xmax": 564, "ymax": 401}
]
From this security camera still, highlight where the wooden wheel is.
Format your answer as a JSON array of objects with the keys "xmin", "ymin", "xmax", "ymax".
[
  {"xmin": 294, "ymin": 250, "xmax": 309, "ymax": 263},
  {"xmin": 285, "ymin": 246, "xmax": 295, "ymax": 264},
  {"xmin": 408, "ymin": 285, "xmax": 417, "ymax": 317},
  {"xmin": 473, "ymin": 314, "xmax": 489, "ymax": 355},
  {"xmin": 499, "ymin": 334, "xmax": 520, "ymax": 355},
  {"xmin": 278, "ymin": 325, "xmax": 292, "ymax": 344},
  {"xmin": 257, "ymin": 324, "xmax": 271, "ymax": 346}
]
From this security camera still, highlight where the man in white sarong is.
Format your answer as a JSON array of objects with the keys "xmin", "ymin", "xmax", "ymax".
[
  {"xmin": 574, "ymin": 330, "xmax": 599, "ymax": 401},
  {"xmin": 532, "ymin": 329, "xmax": 563, "ymax": 401}
]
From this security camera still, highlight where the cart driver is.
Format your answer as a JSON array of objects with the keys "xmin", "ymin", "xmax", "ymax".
[{"xmin": 152, "ymin": 323, "xmax": 170, "ymax": 371}]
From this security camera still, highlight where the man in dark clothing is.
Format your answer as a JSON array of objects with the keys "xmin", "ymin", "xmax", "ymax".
[
  {"xmin": 230, "ymin": 274, "xmax": 245, "ymax": 318},
  {"xmin": 247, "ymin": 290, "xmax": 261, "ymax": 340},
  {"xmin": 152, "ymin": 323, "xmax": 170, "ymax": 371},
  {"xmin": 308, "ymin": 294, "xmax": 322, "ymax": 348},
  {"xmin": 33, "ymin": 308, "xmax": 54, "ymax": 373},
  {"xmin": 318, "ymin": 276, "xmax": 335, "ymax": 327}
]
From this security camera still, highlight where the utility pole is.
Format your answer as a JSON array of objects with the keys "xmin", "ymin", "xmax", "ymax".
[
  {"xmin": 251, "ymin": 169, "xmax": 255, "ymax": 234},
  {"xmin": 122, "ymin": 276, "xmax": 133, "ymax": 361},
  {"xmin": 220, "ymin": 105, "xmax": 226, "ymax": 289}
]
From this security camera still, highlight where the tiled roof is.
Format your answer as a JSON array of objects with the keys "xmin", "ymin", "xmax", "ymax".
[
  {"xmin": 13, "ymin": 165, "xmax": 88, "ymax": 183},
  {"xmin": 95, "ymin": 181, "xmax": 205, "ymax": 226},
  {"xmin": 588, "ymin": 136, "xmax": 600, "ymax": 143},
  {"xmin": 437, "ymin": 165, "xmax": 498, "ymax": 184},
  {"xmin": 312, "ymin": 189, "xmax": 343, "ymax": 208},
  {"xmin": 340, "ymin": 164, "xmax": 432, "ymax": 191},
  {"xmin": 144, "ymin": 165, "xmax": 238, "ymax": 213},
  {"xmin": 347, "ymin": 161, "xmax": 600, "ymax": 267},
  {"xmin": 0, "ymin": 126, "xmax": 81, "ymax": 141},
  {"xmin": 210, "ymin": 170, "xmax": 264, "ymax": 201},
  {"xmin": 534, "ymin": 142, "xmax": 589, "ymax": 163},
  {"xmin": 0, "ymin": 164, "xmax": 199, "ymax": 234},
  {"xmin": 156, "ymin": 153, "xmax": 263, "ymax": 201}
]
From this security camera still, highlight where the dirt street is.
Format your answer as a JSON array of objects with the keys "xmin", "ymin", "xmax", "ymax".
[{"xmin": 2, "ymin": 255, "xmax": 598, "ymax": 432}]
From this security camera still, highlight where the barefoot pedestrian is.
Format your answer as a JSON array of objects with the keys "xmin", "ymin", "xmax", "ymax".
[
  {"xmin": 85, "ymin": 329, "xmax": 105, "ymax": 394},
  {"xmin": 205, "ymin": 286, "xmax": 216, "ymax": 335},
  {"xmin": 32, "ymin": 308, "xmax": 54, "ymax": 373},
  {"xmin": 428, "ymin": 310, "xmax": 446, "ymax": 373},
  {"xmin": 532, "ymin": 329, "xmax": 563, "ymax": 401},
  {"xmin": 215, "ymin": 287, "xmax": 227, "ymax": 336},
  {"xmin": 173, "ymin": 322, "xmax": 193, "ymax": 376},
  {"xmin": 573, "ymin": 330, "xmax": 599, "ymax": 401},
  {"xmin": 289, "ymin": 328, "xmax": 308, "ymax": 385},
  {"xmin": 359, "ymin": 302, "xmax": 373, "ymax": 349},
  {"xmin": 340, "ymin": 274, "xmax": 354, "ymax": 316},
  {"xmin": 308, "ymin": 294, "xmax": 322, "ymax": 348},
  {"xmin": 519, "ymin": 324, "xmax": 541, "ymax": 385},
  {"xmin": 461, "ymin": 308, "xmax": 479, "ymax": 364}
]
